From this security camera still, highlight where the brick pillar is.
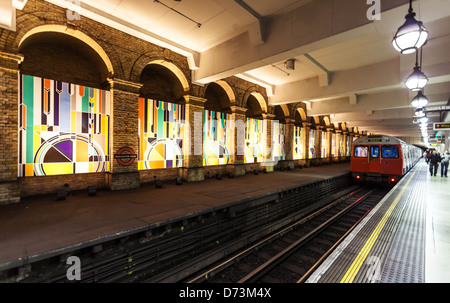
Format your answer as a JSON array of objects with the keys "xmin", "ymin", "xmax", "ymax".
[
  {"xmin": 106, "ymin": 78, "xmax": 142, "ymax": 191},
  {"xmin": 283, "ymin": 118, "xmax": 295, "ymax": 170},
  {"xmin": 230, "ymin": 105, "xmax": 247, "ymax": 176},
  {"xmin": 260, "ymin": 113, "xmax": 275, "ymax": 172},
  {"xmin": 182, "ymin": 95, "xmax": 206, "ymax": 182},
  {"xmin": 0, "ymin": 51, "xmax": 23, "ymax": 204},
  {"xmin": 303, "ymin": 122, "xmax": 311, "ymax": 167}
]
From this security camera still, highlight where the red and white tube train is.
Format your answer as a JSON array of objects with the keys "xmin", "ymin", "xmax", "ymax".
[{"xmin": 351, "ymin": 135, "xmax": 422, "ymax": 184}]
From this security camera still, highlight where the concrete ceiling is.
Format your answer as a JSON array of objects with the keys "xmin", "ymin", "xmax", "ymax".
[{"xmin": 43, "ymin": 0, "xmax": 450, "ymax": 143}]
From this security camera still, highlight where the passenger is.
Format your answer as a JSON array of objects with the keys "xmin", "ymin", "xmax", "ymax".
[
  {"xmin": 426, "ymin": 150, "xmax": 431, "ymax": 163},
  {"xmin": 441, "ymin": 150, "xmax": 449, "ymax": 178},
  {"xmin": 428, "ymin": 150, "xmax": 440, "ymax": 177}
]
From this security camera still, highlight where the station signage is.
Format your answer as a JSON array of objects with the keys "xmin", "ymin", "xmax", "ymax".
[
  {"xmin": 433, "ymin": 123, "xmax": 450, "ymax": 131},
  {"xmin": 114, "ymin": 147, "xmax": 137, "ymax": 166}
]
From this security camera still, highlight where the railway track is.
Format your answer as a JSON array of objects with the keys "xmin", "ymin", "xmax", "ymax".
[
  {"xmin": 12, "ymin": 174, "xmax": 351, "ymax": 283},
  {"xmin": 185, "ymin": 186, "xmax": 389, "ymax": 283}
]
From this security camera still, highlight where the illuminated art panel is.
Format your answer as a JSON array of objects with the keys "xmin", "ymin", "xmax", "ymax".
[
  {"xmin": 138, "ymin": 98, "xmax": 185, "ymax": 170},
  {"xmin": 18, "ymin": 74, "xmax": 111, "ymax": 177},
  {"xmin": 293, "ymin": 126, "xmax": 303, "ymax": 160},
  {"xmin": 321, "ymin": 131, "xmax": 329, "ymax": 158},
  {"xmin": 337, "ymin": 134, "xmax": 344, "ymax": 157},
  {"xmin": 203, "ymin": 110, "xmax": 232, "ymax": 166},
  {"xmin": 272, "ymin": 121, "xmax": 286, "ymax": 162},
  {"xmin": 309, "ymin": 129, "xmax": 317, "ymax": 159},
  {"xmin": 245, "ymin": 118, "xmax": 265, "ymax": 163},
  {"xmin": 331, "ymin": 133, "xmax": 336, "ymax": 157}
]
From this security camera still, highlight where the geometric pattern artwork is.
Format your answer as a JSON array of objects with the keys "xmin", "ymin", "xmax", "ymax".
[
  {"xmin": 203, "ymin": 110, "xmax": 232, "ymax": 166},
  {"xmin": 321, "ymin": 131, "xmax": 329, "ymax": 158},
  {"xmin": 245, "ymin": 117, "xmax": 265, "ymax": 164},
  {"xmin": 271, "ymin": 121, "xmax": 286, "ymax": 162},
  {"xmin": 293, "ymin": 126, "xmax": 303, "ymax": 160},
  {"xmin": 337, "ymin": 133, "xmax": 344, "ymax": 157},
  {"xmin": 309, "ymin": 129, "xmax": 317, "ymax": 159},
  {"xmin": 331, "ymin": 133, "xmax": 336, "ymax": 157},
  {"xmin": 18, "ymin": 74, "xmax": 110, "ymax": 177},
  {"xmin": 138, "ymin": 98, "xmax": 185, "ymax": 170}
]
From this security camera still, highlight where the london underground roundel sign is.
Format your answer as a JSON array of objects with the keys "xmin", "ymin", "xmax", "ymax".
[{"xmin": 114, "ymin": 147, "xmax": 137, "ymax": 166}]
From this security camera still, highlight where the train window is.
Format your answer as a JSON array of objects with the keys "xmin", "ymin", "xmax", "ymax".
[
  {"xmin": 354, "ymin": 146, "xmax": 368, "ymax": 158},
  {"xmin": 382, "ymin": 145, "xmax": 399, "ymax": 158},
  {"xmin": 370, "ymin": 146, "xmax": 379, "ymax": 158}
]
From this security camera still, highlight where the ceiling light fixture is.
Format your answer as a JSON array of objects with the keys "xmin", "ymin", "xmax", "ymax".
[
  {"xmin": 414, "ymin": 107, "xmax": 425, "ymax": 117},
  {"xmin": 284, "ymin": 59, "xmax": 295, "ymax": 70},
  {"xmin": 419, "ymin": 116, "xmax": 429, "ymax": 124},
  {"xmin": 405, "ymin": 48, "xmax": 428, "ymax": 91},
  {"xmin": 392, "ymin": 0, "xmax": 428, "ymax": 54},
  {"xmin": 411, "ymin": 90, "xmax": 429, "ymax": 108}
]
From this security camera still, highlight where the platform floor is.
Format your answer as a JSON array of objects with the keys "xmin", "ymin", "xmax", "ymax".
[
  {"xmin": 306, "ymin": 160, "xmax": 450, "ymax": 283},
  {"xmin": 0, "ymin": 163, "xmax": 350, "ymax": 269}
]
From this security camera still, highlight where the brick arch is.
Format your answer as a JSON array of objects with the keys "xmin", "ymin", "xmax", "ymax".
[
  {"xmin": 295, "ymin": 107, "xmax": 307, "ymax": 122},
  {"xmin": 129, "ymin": 50, "xmax": 190, "ymax": 89},
  {"xmin": 242, "ymin": 89, "xmax": 268, "ymax": 114},
  {"xmin": 323, "ymin": 116, "xmax": 331, "ymax": 127},
  {"xmin": 212, "ymin": 80, "xmax": 236, "ymax": 104},
  {"xmin": 277, "ymin": 104, "xmax": 290, "ymax": 119},
  {"xmin": 18, "ymin": 25, "xmax": 114, "ymax": 77},
  {"xmin": 312, "ymin": 116, "xmax": 320, "ymax": 126}
]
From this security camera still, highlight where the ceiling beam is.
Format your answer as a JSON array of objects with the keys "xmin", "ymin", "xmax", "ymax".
[{"xmin": 193, "ymin": 0, "xmax": 410, "ymax": 84}]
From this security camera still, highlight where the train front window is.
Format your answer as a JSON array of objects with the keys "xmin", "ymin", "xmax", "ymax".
[
  {"xmin": 371, "ymin": 146, "xmax": 379, "ymax": 158},
  {"xmin": 354, "ymin": 146, "xmax": 368, "ymax": 158},
  {"xmin": 382, "ymin": 145, "xmax": 399, "ymax": 158}
]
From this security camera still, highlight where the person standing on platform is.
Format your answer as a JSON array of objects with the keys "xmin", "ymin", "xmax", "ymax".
[
  {"xmin": 426, "ymin": 150, "xmax": 431, "ymax": 163},
  {"xmin": 441, "ymin": 150, "xmax": 449, "ymax": 177},
  {"xmin": 429, "ymin": 149, "xmax": 440, "ymax": 177}
]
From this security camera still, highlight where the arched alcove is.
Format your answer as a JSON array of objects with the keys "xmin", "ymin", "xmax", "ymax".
[
  {"xmin": 274, "ymin": 104, "xmax": 289, "ymax": 123},
  {"xmin": 139, "ymin": 61, "xmax": 188, "ymax": 103},
  {"xmin": 204, "ymin": 81, "xmax": 234, "ymax": 113},
  {"xmin": 19, "ymin": 30, "xmax": 111, "ymax": 88},
  {"xmin": 245, "ymin": 91, "xmax": 267, "ymax": 119}
]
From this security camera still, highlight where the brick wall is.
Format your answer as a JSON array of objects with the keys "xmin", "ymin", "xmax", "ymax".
[
  {"xmin": 0, "ymin": 52, "xmax": 22, "ymax": 204},
  {"xmin": 0, "ymin": 0, "xmax": 332, "ymax": 203},
  {"xmin": 19, "ymin": 173, "xmax": 107, "ymax": 198}
]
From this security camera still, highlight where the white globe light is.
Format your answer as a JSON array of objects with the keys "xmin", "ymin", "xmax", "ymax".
[
  {"xmin": 392, "ymin": 4, "xmax": 428, "ymax": 54},
  {"xmin": 414, "ymin": 107, "xmax": 425, "ymax": 117},
  {"xmin": 405, "ymin": 66, "xmax": 428, "ymax": 91},
  {"xmin": 411, "ymin": 91, "xmax": 429, "ymax": 108},
  {"xmin": 419, "ymin": 116, "xmax": 429, "ymax": 124}
]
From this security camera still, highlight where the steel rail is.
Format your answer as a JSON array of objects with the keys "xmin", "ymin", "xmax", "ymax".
[
  {"xmin": 186, "ymin": 186, "xmax": 362, "ymax": 283},
  {"xmin": 237, "ymin": 189, "xmax": 377, "ymax": 283}
]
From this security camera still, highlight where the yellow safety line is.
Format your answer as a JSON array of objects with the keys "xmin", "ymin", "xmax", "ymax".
[{"xmin": 340, "ymin": 168, "xmax": 418, "ymax": 283}]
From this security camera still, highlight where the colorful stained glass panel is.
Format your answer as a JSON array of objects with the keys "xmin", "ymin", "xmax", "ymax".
[
  {"xmin": 293, "ymin": 126, "xmax": 303, "ymax": 160},
  {"xmin": 18, "ymin": 74, "xmax": 111, "ymax": 177},
  {"xmin": 203, "ymin": 110, "xmax": 232, "ymax": 166},
  {"xmin": 245, "ymin": 118, "xmax": 266, "ymax": 164},
  {"xmin": 138, "ymin": 98, "xmax": 185, "ymax": 170}
]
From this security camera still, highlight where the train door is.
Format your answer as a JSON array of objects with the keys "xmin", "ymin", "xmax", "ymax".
[
  {"xmin": 381, "ymin": 144, "xmax": 401, "ymax": 176},
  {"xmin": 351, "ymin": 145, "xmax": 369, "ymax": 173},
  {"xmin": 369, "ymin": 145, "xmax": 381, "ymax": 172}
]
